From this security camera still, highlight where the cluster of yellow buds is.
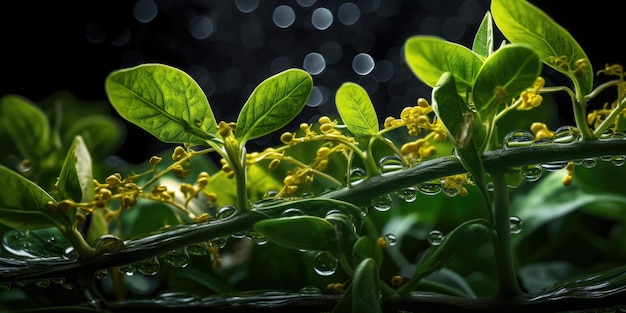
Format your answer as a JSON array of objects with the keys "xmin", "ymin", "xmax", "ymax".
[
  {"xmin": 280, "ymin": 116, "xmax": 346, "ymax": 146},
  {"xmin": 550, "ymin": 56, "xmax": 588, "ymax": 78},
  {"xmin": 92, "ymin": 173, "xmax": 141, "ymax": 212},
  {"xmin": 384, "ymin": 98, "xmax": 445, "ymax": 139},
  {"xmin": 517, "ymin": 77, "xmax": 544, "ymax": 110},
  {"xmin": 218, "ymin": 121, "xmax": 237, "ymax": 138},
  {"xmin": 443, "ymin": 174, "xmax": 469, "ymax": 197},
  {"xmin": 530, "ymin": 122, "xmax": 554, "ymax": 141},
  {"xmin": 400, "ymin": 138, "xmax": 437, "ymax": 163},
  {"xmin": 180, "ymin": 171, "xmax": 215, "ymax": 203},
  {"xmin": 562, "ymin": 161, "xmax": 575, "ymax": 186}
]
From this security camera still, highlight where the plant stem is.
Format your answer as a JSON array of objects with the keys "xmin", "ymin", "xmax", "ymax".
[{"xmin": 490, "ymin": 170, "xmax": 521, "ymax": 298}]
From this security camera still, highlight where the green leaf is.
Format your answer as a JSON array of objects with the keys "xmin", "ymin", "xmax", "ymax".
[
  {"xmin": 432, "ymin": 72, "xmax": 489, "ymax": 193},
  {"xmin": 491, "ymin": 0, "xmax": 593, "ymax": 95},
  {"xmin": 63, "ymin": 115, "xmax": 126, "ymax": 157},
  {"xmin": 472, "ymin": 12, "xmax": 494, "ymax": 58},
  {"xmin": 472, "ymin": 44, "xmax": 541, "ymax": 115},
  {"xmin": 253, "ymin": 216, "xmax": 339, "ymax": 252},
  {"xmin": 352, "ymin": 235, "xmax": 383, "ymax": 270},
  {"xmin": 235, "ymin": 69, "xmax": 313, "ymax": 142},
  {"xmin": 105, "ymin": 63, "xmax": 219, "ymax": 145},
  {"xmin": 0, "ymin": 165, "xmax": 70, "ymax": 230},
  {"xmin": 0, "ymin": 94, "xmax": 51, "ymax": 160},
  {"xmin": 352, "ymin": 258, "xmax": 382, "ymax": 313},
  {"xmin": 57, "ymin": 135, "xmax": 94, "ymax": 203},
  {"xmin": 404, "ymin": 36, "xmax": 484, "ymax": 94},
  {"xmin": 335, "ymin": 82, "xmax": 379, "ymax": 137}
]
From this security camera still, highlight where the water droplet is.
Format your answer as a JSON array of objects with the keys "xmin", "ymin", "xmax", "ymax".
[
  {"xmin": 442, "ymin": 187, "xmax": 459, "ymax": 197},
  {"xmin": 348, "ymin": 167, "xmax": 367, "ymax": 186},
  {"xmin": 418, "ymin": 182, "xmax": 442, "ymax": 195},
  {"xmin": 51, "ymin": 278, "xmax": 65, "ymax": 285},
  {"xmin": 246, "ymin": 230, "xmax": 268, "ymax": 246},
  {"xmin": 427, "ymin": 230, "xmax": 444, "ymax": 246},
  {"xmin": 313, "ymin": 251, "xmax": 337, "ymax": 276},
  {"xmin": 61, "ymin": 283, "xmax": 74, "ymax": 290},
  {"xmin": 486, "ymin": 182, "xmax": 494, "ymax": 192},
  {"xmin": 94, "ymin": 268, "xmax": 109, "ymax": 280},
  {"xmin": 379, "ymin": 155, "xmax": 403, "ymax": 173},
  {"xmin": 136, "ymin": 257, "xmax": 160, "ymax": 276},
  {"xmin": 299, "ymin": 286, "xmax": 322, "ymax": 295},
  {"xmin": 371, "ymin": 194, "xmax": 393, "ymax": 211},
  {"xmin": 281, "ymin": 208, "xmax": 304, "ymax": 217},
  {"xmin": 163, "ymin": 248, "xmax": 190, "ymax": 268},
  {"xmin": 18, "ymin": 159, "xmax": 32, "ymax": 173},
  {"xmin": 520, "ymin": 164, "xmax": 542, "ymax": 181},
  {"xmin": 540, "ymin": 161, "xmax": 568, "ymax": 171},
  {"xmin": 384, "ymin": 234, "xmax": 398, "ymax": 246},
  {"xmin": 600, "ymin": 155, "xmax": 613, "ymax": 162},
  {"xmin": 118, "ymin": 263, "xmax": 136, "ymax": 276},
  {"xmin": 34, "ymin": 280, "xmax": 50, "ymax": 288},
  {"xmin": 93, "ymin": 234, "xmax": 126, "ymax": 254},
  {"xmin": 600, "ymin": 129, "xmax": 614, "ymax": 139},
  {"xmin": 581, "ymin": 158, "xmax": 597, "ymax": 168},
  {"xmin": 396, "ymin": 187, "xmax": 417, "ymax": 202},
  {"xmin": 187, "ymin": 243, "xmax": 209, "ymax": 256},
  {"xmin": 553, "ymin": 126, "xmax": 579, "ymax": 144},
  {"xmin": 612, "ymin": 155, "xmax": 626, "ymax": 167},
  {"xmin": 510, "ymin": 216, "xmax": 523, "ymax": 234},
  {"xmin": 503, "ymin": 130, "xmax": 534, "ymax": 149},
  {"xmin": 217, "ymin": 205, "xmax": 236, "ymax": 220},
  {"xmin": 207, "ymin": 237, "xmax": 227, "ymax": 251},
  {"xmin": 0, "ymin": 283, "xmax": 10, "ymax": 291}
]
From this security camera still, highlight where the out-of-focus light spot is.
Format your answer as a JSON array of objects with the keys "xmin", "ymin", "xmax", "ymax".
[
  {"xmin": 273, "ymin": 5, "xmax": 296, "ymax": 28},
  {"xmin": 319, "ymin": 41, "xmax": 343, "ymax": 64},
  {"xmin": 235, "ymin": 0, "xmax": 259, "ymax": 13},
  {"xmin": 459, "ymin": 0, "xmax": 483, "ymax": 24},
  {"xmin": 303, "ymin": 52, "xmax": 326, "ymax": 75},
  {"xmin": 297, "ymin": 0, "xmax": 317, "ymax": 8},
  {"xmin": 442, "ymin": 17, "xmax": 466, "ymax": 41},
  {"xmin": 241, "ymin": 20, "xmax": 265, "ymax": 50},
  {"xmin": 271, "ymin": 57, "xmax": 291, "ymax": 74},
  {"xmin": 420, "ymin": 0, "xmax": 442, "ymax": 10},
  {"xmin": 357, "ymin": 0, "xmax": 381, "ymax": 13},
  {"xmin": 372, "ymin": 59, "xmax": 395, "ymax": 82},
  {"xmin": 420, "ymin": 17, "xmax": 441, "ymax": 36},
  {"xmin": 338, "ymin": 3, "xmax": 360, "ymax": 25},
  {"xmin": 358, "ymin": 75, "xmax": 379, "ymax": 95},
  {"xmin": 133, "ymin": 0, "xmax": 158, "ymax": 23},
  {"xmin": 110, "ymin": 28, "xmax": 131, "ymax": 46},
  {"xmin": 85, "ymin": 22, "xmax": 105, "ymax": 43},
  {"xmin": 352, "ymin": 53, "xmax": 374, "ymax": 75},
  {"xmin": 189, "ymin": 16, "xmax": 215, "ymax": 39},
  {"xmin": 311, "ymin": 8, "xmax": 333, "ymax": 30},
  {"xmin": 307, "ymin": 86, "xmax": 323, "ymax": 107},
  {"xmin": 375, "ymin": 0, "xmax": 396, "ymax": 18}
]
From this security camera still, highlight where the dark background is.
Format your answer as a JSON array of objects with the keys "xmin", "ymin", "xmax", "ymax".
[{"xmin": 1, "ymin": 0, "xmax": 622, "ymax": 164}]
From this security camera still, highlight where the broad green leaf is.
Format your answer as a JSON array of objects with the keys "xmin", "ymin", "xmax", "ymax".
[
  {"xmin": 510, "ymin": 170, "xmax": 626, "ymax": 247},
  {"xmin": 335, "ymin": 82, "xmax": 379, "ymax": 137},
  {"xmin": 0, "ymin": 165, "xmax": 70, "ymax": 230},
  {"xmin": 472, "ymin": 44, "xmax": 541, "ymax": 115},
  {"xmin": 491, "ymin": 0, "xmax": 593, "ymax": 95},
  {"xmin": 404, "ymin": 36, "xmax": 484, "ymax": 94},
  {"xmin": 352, "ymin": 235, "xmax": 383, "ymax": 270},
  {"xmin": 472, "ymin": 12, "xmax": 494, "ymax": 58},
  {"xmin": 57, "ymin": 135, "xmax": 93, "ymax": 204},
  {"xmin": 432, "ymin": 72, "xmax": 488, "ymax": 195},
  {"xmin": 253, "ymin": 216, "xmax": 339, "ymax": 252},
  {"xmin": 0, "ymin": 94, "xmax": 51, "ymax": 160},
  {"xmin": 412, "ymin": 219, "xmax": 492, "ymax": 283},
  {"xmin": 235, "ymin": 69, "xmax": 313, "ymax": 142},
  {"xmin": 63, "ymin": 115, "xmax": 126, "ymax": 157},
  {"xmin": 105, "ymin": 63, "xmax": 219, "ymax": 145},
  {"xmin": 2, "ymin": 228, "xmax": 71, "ymax": 258},
  {"xmin": 352, "ymin": 258, "xmax": 382, "ymax": 313}
]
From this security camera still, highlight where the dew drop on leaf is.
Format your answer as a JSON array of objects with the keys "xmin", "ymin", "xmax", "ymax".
[
  {"xmin": 509, "ymin": 216, "xmax": 523, "ymax": 234},
  {"xmin": 313, "ymin": 251, "xmax": 338, "ymax": 276},
  {"xmin": 371, "ymin": 194, "xmax": 393, "ymax": 211},
  {"xmin": 427, "ymin": 230, "xmax": 444, "ymax": 246},
  {"xmin": 281, "ymin": 208, "xmax": 304, "ymax": 217}
]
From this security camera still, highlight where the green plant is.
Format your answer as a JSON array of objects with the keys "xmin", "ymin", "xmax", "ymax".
[{"xmin": 2, "ymin": 0, "xmax": 626, "ymax": 312}]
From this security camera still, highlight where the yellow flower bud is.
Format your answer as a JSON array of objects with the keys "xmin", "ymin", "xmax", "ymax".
[
  {"xmin": 280, "ymin": 132, "xmax": 294, "ymax": 144},
  {"xmin": 318, "ymin": 116, "xmax": 332, "ymax": 124}
]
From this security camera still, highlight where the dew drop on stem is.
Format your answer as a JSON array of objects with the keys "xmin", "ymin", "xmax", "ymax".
[
  {"xmin": 509, "ymin": 216, "xmax": 523, "ymax": 234},
  {"xmin": 118, "ymin": 263, "xmax": 136, "ymax": 276},
  {"xmin": 281, "ymin": 208, "xmax": 304, "ymax": 217},
  {"xmin": 210, "ymin": 236, "xmax": 228, "ymax": 249},
  {"xmin": 299, "ymin": 286, "xmax": 322, "ymax": 295},
  {"xmin": 348, "ymin": 167, "xmax": 367, "ymax": 186},
  {"xmin": 94, "ymin": 268, "xmax": 108, "ymax": 280},
  {"xmin": 503, "ymin": 130, "xmax": 534, "ymax": 149},
  {"xmin": 217, "ymin": 205, "xmax": 236, "ymax": 220},
  {"xmin": 0, "ymin": 283, "xmax": 10, "ymax": 291},
  {"xmin": 418, "ymin": 182, "xmax": 442, "ymax": 195},
  {"xmin": 371, "ymin": 194, "xmax": 393, "ymax": 211},
  {"xmin": 136, "ymin": 256, "xmax": 160, "ymax": 276},
  {"xmin": 540, "ymin": 160, "xmax": 568, "ymax": 171},
  {"xmin": 163, "ymin": 248, "xmax": 190, "ymax": 268},
  {"xmin": 396, "ymin": 187, "xmax": 417, "ymax": 202},
  {"xmin": 427, "ymin": 230, "xmax": 444, "ymax": 246},
  {"xmin": 553, "ymin": 126, "xmax": 579, "ymax": 144},
  {"xmin": 612, "ymin": 155, "xmax": 626, "ymax": 167},
  {"xmin": 313, "ymin": 251, "xmax": 338, "ymax": 276},
  {"xmin": 581, "ymin": 158, "xmax": 597, "ymax": 168},
  {"xmin": 384, "ymin": 234, "xmax": 398, "ymax": 246},
  {"xmin": 379, "ymin": 155, "xmax": 403, "ymax": 174},
  {"xmin": 520, "ymin": 164, "xmax": 542, "ymax": 181}
]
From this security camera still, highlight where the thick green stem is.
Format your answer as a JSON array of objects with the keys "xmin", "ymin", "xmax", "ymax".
[{"xmin": 490, "ymin": 170, "xmax": 522, "ymax": 298}]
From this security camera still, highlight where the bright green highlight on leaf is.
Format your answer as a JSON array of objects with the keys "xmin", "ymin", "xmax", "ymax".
[
  {"xmin": 253, "ymin": 215, "xmax": 339, "ymax": 252},
  {"xmin": 105, "ymin": 63, "xmax": 219, "ymax": 146},
  {"xmin": 57, "ymin": 135, "xmax": 94, "ymax": 203},
  {"xmin": 336, "ymin": 82, "xmax": 379, "ymax": 137},
  {"xmin": 491, "ymin": 0, "xmax": 593, "ymax": 95},
  {"xmin": 404, "ymin": 35, "xmax": 484, "ymax": 95},
  {"xmin": 235, "ymin": 69, "xmax": 313, "ymax": 142}
]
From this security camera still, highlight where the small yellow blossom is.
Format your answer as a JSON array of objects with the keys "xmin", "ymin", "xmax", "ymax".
[{"xmin": 530, "ymin": 122, "xmax": 554, "ymax": 141}]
